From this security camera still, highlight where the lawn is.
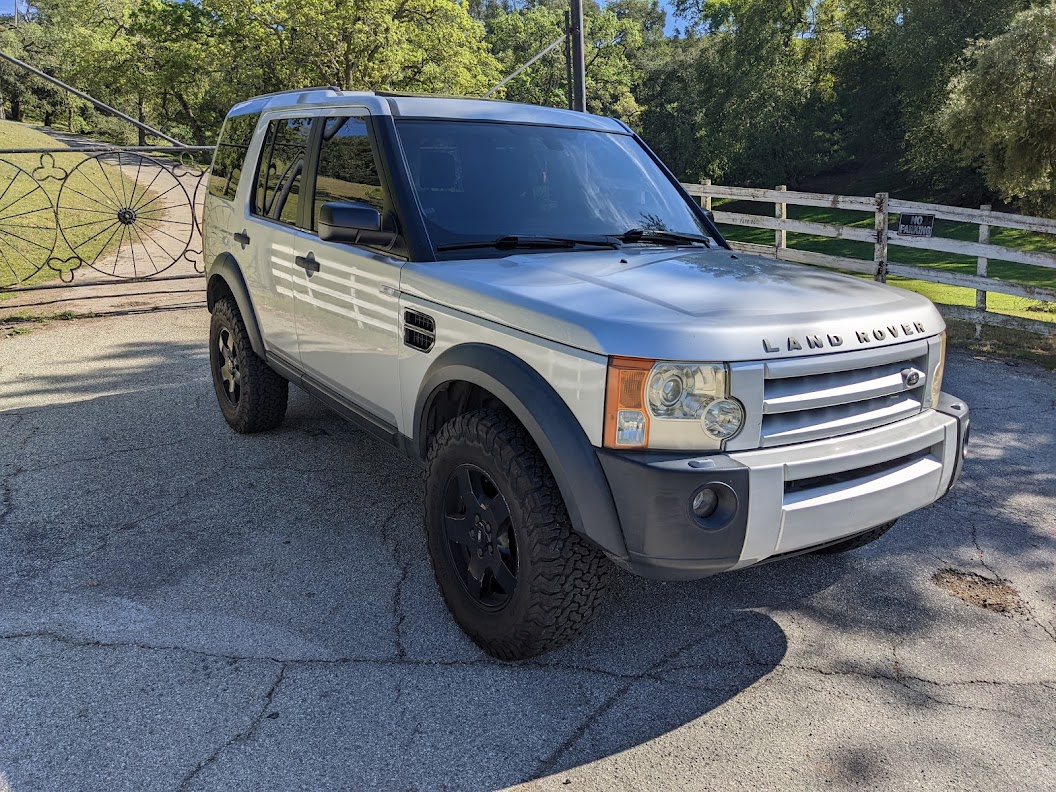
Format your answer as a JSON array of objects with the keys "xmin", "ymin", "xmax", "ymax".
[
  {"xmin": 0, "ymin": 120, "xmax": 161, "ymax": 292},
  {"xmin": 713, "ymin": 199, "xmax": 1056, "ymax": 325}
]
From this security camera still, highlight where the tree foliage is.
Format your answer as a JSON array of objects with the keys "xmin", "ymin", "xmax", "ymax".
[
  {"xmin": 940, "ymin": 3, "xmax": 1056, "ymax": 213},
  {"xmin": 0, "ymin": 0, "xmax": 1052, "ymax": 213}
]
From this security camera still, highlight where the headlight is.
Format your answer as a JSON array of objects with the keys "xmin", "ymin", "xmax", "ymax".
[
  {"xmin": 604, "ymin": 358, "xmax": 744, "ymax": 450},
  {"xmin": 929, "ymin": 331, "xmax": 947, "ymax": 408}
]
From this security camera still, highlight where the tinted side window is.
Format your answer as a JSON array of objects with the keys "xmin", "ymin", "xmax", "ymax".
[
  {"xmin": 252, "ymin": 117, "xmax": 313, "ymax": 227},
  {"xmin": 208, "ymin": 112, "xmax": 260, "ymax": 201},
  {"xmin": 313, "ymin": 116, "xmax": 385, "ymax": 230}
]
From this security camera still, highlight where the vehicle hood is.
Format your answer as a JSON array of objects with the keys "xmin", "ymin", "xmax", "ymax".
[{"xmin": 400, "ymin": 247, "xmax": 944, "ymax": 361}]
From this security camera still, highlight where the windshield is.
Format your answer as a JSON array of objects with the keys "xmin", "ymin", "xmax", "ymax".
[{"xmin": 394, "ymin": 120, "xmax": 710, "ymax": 251}]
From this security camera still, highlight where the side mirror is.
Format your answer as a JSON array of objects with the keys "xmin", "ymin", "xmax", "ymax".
[{"xmin": 318, "ymin": 201, "xmax": 396, "ymax": 247}]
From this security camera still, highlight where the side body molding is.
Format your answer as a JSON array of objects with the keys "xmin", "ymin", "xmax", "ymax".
[
  {"xmin": 206, "ymin": 253, "xmax": 265, "ymax": 357},
  {"xmin": 415, "ymin": 344, "xmax": 627, "ymax": 561}
]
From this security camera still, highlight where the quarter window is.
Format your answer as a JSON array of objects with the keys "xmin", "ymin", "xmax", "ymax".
[
  {"xmin": 252, "ymin": 117, "xmax": 313, "ymax": 227},
  {"xmin": 313, "ymin": 116, "xmax": 385, "ymax": 231},
  {"xmin": 208, "ymin": 112, "xmax": 260, "ymax": 201}
]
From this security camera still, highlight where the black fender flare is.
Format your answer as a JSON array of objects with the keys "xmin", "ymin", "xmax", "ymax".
[
  {"xmin": 206, "ymin": 253, "xmax": 265, "ymax": 357},
  {"xmin": 415, "ymin": 344, "xmax": 627, "ymax": 560}
]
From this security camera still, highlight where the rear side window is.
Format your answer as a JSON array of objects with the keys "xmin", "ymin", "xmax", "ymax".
[
  {"xmin": 312, "ymin": 116, "xmax": 385, "ymax": 230},
  {"xmin": 208, "ymin": 112, "xmax": 260, "ymax": 201},
  {"xmin": 252, "ymin": 117, "xmax": 313, "ymax": 227}
]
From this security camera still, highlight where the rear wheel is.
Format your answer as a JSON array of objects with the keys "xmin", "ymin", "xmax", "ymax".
[
  {"xmin": 425, "ymin": 408, "xmax": 610, "ymax": 660},
  {"xmin": 209, "ymin": 297, "xmax": 288, "ymax": 433},
  {"xmin": 813, "ymin": 520, "xmax": 896, "ymax": 554}
]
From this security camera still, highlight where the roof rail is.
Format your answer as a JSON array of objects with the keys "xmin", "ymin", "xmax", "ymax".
[
  {"xmin": 250, "ymin": 85, "xmax": 345, "ymax": 100},
  {"xmin": 373, "ymin": 90, "xmax": 483, "ymax": 101}
]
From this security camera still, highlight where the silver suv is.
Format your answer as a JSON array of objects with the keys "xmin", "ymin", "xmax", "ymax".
[{"xmin": 203, "ymin": 89, "xmax": 970, "ymax": 660}]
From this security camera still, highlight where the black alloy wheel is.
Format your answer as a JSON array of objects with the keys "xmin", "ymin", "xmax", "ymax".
[
  {"xmin": 424, "ymin": 409, "xmax": 611, "ymax": 660},
  {"xmin": 443, "ymin": 463, "xmax": 518, "ymax": 609}
]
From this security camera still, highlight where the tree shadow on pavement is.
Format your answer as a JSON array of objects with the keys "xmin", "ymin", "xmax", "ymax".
[{"xmin": 0, "ymin": 331, "xmax": 1053, "ymax": 790}]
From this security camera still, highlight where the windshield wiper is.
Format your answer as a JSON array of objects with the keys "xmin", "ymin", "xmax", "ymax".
[
  {"xmin": 436, "ymin": 235, "xmax": 621, "ymax": 252},
  {"xmin": 613, "ymin": 229, "xmax": 711, "ymax": 247}
]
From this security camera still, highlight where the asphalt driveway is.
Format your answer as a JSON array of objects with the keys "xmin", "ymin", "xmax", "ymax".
[{"xmin": 1, "ymin": 308, "xmax": 1054, "ymax": 791}]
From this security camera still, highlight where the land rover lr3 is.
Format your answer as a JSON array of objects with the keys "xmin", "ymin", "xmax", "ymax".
[{"xmin": 203, "ymin": 90, "xmax": 970, "ymax": 660}]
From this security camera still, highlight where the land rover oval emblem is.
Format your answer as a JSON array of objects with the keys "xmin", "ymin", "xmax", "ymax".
[{"xmin": 903, "ymin": 369, "xmax": 921, "ymax": 388}]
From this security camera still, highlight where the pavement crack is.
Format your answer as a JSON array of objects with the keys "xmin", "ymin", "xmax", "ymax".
[
  {"xmin": 176, "ymin": 662, "xmax": 287, "ymax": 792},
  {"xmin": 378, "ymin": 501, "xmax": 411, "ymax": 661},
  {"xmin": 533, "ymin": 612, "xmax": 749, "ymax": 776},
  {"xmin": 15, "ymin": 436, "xmax": 194, "ymax": 475},
  {"xmin": 0, "ymin": 465, "xmax": 19, "ymax": 530},
  {"xmin": 965, "ymin": 512, "xmax": 1001, "ymax": 580},
  {"xmin": 775, "ymin": 658, "xmax": 1055, "ymax": 691}
]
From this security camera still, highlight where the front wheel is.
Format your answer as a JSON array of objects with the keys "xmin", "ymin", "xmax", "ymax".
[{"xmin": 425, "ymin": 409, "xmax": 611, "ymax": 660}]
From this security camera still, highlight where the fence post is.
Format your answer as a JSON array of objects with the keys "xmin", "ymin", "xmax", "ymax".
[
  {"xmin": 975, "ymin": 204, "xmax": 991, "ymax": 339},
  {"xmin": 701, "ymin": 178, "xmax": 712, "ymax": 211},
  {"xmin": 775, "ymin": 185, "xmax": 787, "ymax": 254},
  {"xmin": 874, "ymin": 192, "xmax": 890, "ymax": 282}
]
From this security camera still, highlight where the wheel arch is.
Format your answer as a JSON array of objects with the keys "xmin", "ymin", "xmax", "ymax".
[
  {"xmin": 415, "ymin": 344, "xmax": 627, "ymax": 560},
  {"xmin": 206, "ymin": 252, "xmax": 265, "ymax": 357}
]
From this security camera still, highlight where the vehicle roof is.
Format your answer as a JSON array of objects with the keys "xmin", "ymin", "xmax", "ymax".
[{"xmin": 226, "ymin": 89, "xmax": 630, "ymax": 133}]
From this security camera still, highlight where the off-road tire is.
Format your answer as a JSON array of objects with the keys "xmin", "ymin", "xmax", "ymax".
[
  {"xmin": 813, "ymin": 520, "xmax": 896, "ymax": 554},
  {"xmin": 209, "ymin": 297, "xmax": 288, "ymax": 433},
  {"xmin": 425, "ymin": 408, "xmax": 611, "ymax": 660}
]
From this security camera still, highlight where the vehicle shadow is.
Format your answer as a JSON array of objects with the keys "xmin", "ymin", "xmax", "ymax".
[{"xmin": 0, "ymin": 334, "xmax": 1052, "ymax": 790}]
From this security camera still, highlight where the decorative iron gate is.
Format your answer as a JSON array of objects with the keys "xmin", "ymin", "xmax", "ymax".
[{"xmin": 0, "ymin": 145, "xmax": 213, "ymax": 290}]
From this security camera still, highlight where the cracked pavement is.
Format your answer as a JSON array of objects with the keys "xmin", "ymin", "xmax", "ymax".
[{"xmin": 0, "ymin": 308, "xmax": 1054, "ymax": 791}]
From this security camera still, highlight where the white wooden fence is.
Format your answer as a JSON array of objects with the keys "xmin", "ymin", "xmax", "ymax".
[{"xmin": 680, "ymin": 181, "xmax": 1056, "ymax": 337}]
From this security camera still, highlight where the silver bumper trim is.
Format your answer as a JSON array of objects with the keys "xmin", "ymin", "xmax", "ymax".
[{"xmin": 728, "ymin": 408, "xmax": 958, "ymax": 565}]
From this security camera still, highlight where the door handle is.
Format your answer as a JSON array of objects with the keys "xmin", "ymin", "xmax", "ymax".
[
  {"xmin": 233, "ymin": 229, "xmax": 250, "ymax": 249},
  {"xmin": 295, "ymin": 252, "xmax": 320, "ymax": 274}
]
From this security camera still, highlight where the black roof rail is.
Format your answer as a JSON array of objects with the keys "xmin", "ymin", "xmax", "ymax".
[{"xmin": 373, "ymin": 90, "xmax": 482, "ymax": 100}]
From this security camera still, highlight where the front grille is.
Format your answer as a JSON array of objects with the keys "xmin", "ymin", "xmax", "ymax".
[{"xmin": 758, "ymin": 341, "xmax": 929, "ymax": 448}]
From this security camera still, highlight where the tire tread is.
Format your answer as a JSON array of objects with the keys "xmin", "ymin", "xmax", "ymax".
[
  {"xmin": 210, "ymin": 298, "xmax": 288, "ymax": 433},
  {"xmin": 426, "ymin": 408, "xmax": 610, "ymax": 660}
]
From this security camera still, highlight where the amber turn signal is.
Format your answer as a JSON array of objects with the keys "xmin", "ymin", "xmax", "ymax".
[{"xmin": 604, "ymin": 356, "xmax": 655, "ymax": 448}]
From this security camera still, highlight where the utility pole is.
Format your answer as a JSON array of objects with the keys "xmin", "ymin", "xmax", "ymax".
[
  {"xmin": 13, "ymin": 0, "xmax": 19, "ymax": 27},
  {"xmin": 570, "ymin": 0, "xmax": 586, "ymax": 112},
  {"xmin": 564, "ymin": 10, "xmax": 573, "ymax": 111}
]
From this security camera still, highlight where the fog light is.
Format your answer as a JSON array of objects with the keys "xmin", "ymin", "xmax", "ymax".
[{"xmin": 691, "ymin": 487, "xmax": 719, "ymax": 519}]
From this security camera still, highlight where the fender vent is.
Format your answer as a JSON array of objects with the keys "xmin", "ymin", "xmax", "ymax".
[{"xmin": 404, "ymin": 310, "xmax": 435, "ymax": 352}]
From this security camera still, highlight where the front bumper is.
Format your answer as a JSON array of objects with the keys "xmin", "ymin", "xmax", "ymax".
[{"xmin": 597, "ymin": 394, "xmax": 970, "ymax": 581}]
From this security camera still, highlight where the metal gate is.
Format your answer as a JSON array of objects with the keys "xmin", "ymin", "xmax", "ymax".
[{"xmin": 0, "ymin": 145, "xmax": 213, "ymax": 291}]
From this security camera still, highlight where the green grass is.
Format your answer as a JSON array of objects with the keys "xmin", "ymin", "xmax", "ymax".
[
  {"xmin": 946, "ymin": 317, "xmax": 1056, "ymax": 371},
  {"xmin": 0, "ymin": 120, "xmax": 155, "ymax": 292},
  {"xmin": 0, "ymin": 308, "xmax": 78, "ymax": 337},
  {"xmin": 714, "ymin": 198, "xmax": 1056, "ymax": 325}
]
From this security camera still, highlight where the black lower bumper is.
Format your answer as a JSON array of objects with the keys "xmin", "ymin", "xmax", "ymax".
[
  {"xmin": 595, "ymin": 449, "xmax": 751, "ymax": 581},
  {"xmin": 595, "ymin": 395, "xmax": 970, "ymax": 582},
  {"xmin": 936, "ymin": 392, "xmax": 970, "ymax": 494}
]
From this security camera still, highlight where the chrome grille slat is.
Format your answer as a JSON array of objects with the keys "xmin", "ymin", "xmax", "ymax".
[
  {"xmin": 763, "ymin": 362, "xmax": 926, "ymax": 414},
  {"xmin": 761, "ymin": 395, "xmax": 923, "ymax": 447},
  {"xmin": 753, "ymin": 341, "xmax": 933, "ymax": 449}
]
